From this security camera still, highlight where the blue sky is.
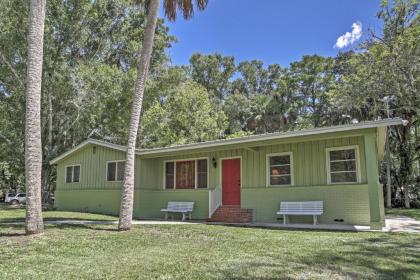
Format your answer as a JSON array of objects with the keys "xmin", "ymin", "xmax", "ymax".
[{"xmin": 161, "ymin": 0, "xmax": 383, "ymax": 67}]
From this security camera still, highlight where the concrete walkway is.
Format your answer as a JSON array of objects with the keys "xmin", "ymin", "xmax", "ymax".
[
  {"xmin": 1, "ymin": 217, "xmax": 419, "ymax": 233},
  {"xmin": 384, "ymin": 216, "xmax": 420, "ymax": 233}
]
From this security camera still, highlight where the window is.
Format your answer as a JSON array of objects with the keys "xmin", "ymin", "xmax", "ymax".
[
  {"xmin": 165, "ymin": 162, "xmax": 174, "ymax": 189},
  {"xmin": 65, "ymin": 165, "xmax": 80, "ymax": 183},
  {"xmin": 107, "ymin": 161, "xmax": 125, "ymax": 182},
  {"xmin": 197, "ymin": 159, "xmax": 208, "ymax": 188},
  {"xmin": 327, "ymin": 146, "xmax": 360, "ymax": 184},
  {"xmin": 164, "ymin": 158, "xmax": 208, "ymax": 189},
  {"xmin": 176, "ymin": 161, "xmax": 195, "ymax": 189},
  {"xmin": 267, "ymin": 153, "xmax": 293, "ymax": 186}
]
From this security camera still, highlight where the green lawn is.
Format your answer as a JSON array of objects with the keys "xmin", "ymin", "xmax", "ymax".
[
  {"xmin": 1, "ymin": 209, "xmax": 419, "ymax": 279},
  {"xmin": 386, "ymin": 208, "xmax": 420, "ymax": 221},
  {"xmin": 0, "ymin": 203, "xmax": 117, "ymax": 223}
]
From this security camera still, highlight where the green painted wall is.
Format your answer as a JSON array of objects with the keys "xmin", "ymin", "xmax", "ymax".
[
  {"xmin": 242, "ymin": 185, "xmax": 370, "ymax": 225},
  {"xmin": 55, "ymin": 189, "xmax": 122, "ymax": 215},
  {"xmin": 135, "ymin": 189, "xmax": 209, "ymax": 219},
  {"xmin": 55, "ymin": 189, "xmax": 209, "ymax": 220},
  {"xmin": 151, "ymin": 135, "xmax": 367, "ymax": 189},
  {"xmin": 54, "ymin": 129, "xmax": 382, "ymax": 226}
]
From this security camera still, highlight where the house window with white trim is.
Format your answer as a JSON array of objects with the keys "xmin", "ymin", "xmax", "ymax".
[
  {"xmin": 165, "ymin": 162, "xmax": 175, "ymax": 189},
  {"xmin": 164, "ymin": 159, "xmax": 208, "ymax": 189},
  {"xmin": 196, "ymin": 159, "xmax": 208, "ymax": 188},
  {"xmin": 267, "ymin": 153, "xmax": 293, "ymax": 186},
  {"xmin": 107, "ymin": 161, "xmax": 125, "ymax": 182},
  {"xmin": 327, "ymin": 147, "xmax": 359, "ymax": 184},
  {"xmin": 65, "ymin": 165, "xmax": 80, "ymax": 183}
]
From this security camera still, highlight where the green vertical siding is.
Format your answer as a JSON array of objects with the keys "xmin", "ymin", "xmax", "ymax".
[
  {"xmin": 135, "ymin": 189, "xmax": 209, "ymax": 219},
  {"xmin": 242, "ymin": 185, "xmax": 370, "ymax": 225},
  {"xmin": 150, "ymin": 135, "xmax": 367, "ymax": 189},
  {"xmin": 55, "ymin": 189, "xmax": 122, "ymax": 215},
  {"xmin": 54, "ymin": 130, "xmax": 380, "ymax": 225}
]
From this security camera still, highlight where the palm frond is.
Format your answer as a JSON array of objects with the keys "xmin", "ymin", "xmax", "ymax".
[{"xmin": 164, "ymin": 0, "xmax": 208, "ymax": 21}]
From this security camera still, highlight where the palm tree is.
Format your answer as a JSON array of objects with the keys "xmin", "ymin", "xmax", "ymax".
[
  {"xmin": 25, "ymin": 0, "xmax": 46, "ymax": 235},
  {"xmin": 118, "ymin": 0, "xmax": 208, "ymax": 231}
]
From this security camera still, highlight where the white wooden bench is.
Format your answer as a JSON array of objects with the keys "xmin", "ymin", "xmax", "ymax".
[
  {"xmin": 161, "ymin": 201, "xmax": 194, "ymax": 221},
  {"xmin": 277, "ymin": 201, "xmax": 323, "ymax": 225}
]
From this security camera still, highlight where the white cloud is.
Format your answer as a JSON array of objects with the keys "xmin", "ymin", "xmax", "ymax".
[{"xmin": 334, "ymin": 21, "xmax": 362, "ymax": 48}]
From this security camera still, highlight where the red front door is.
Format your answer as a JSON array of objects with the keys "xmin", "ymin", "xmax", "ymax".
[{"xmin": 222, "ymin": 158, "xmax": 241, "ymax": 206}]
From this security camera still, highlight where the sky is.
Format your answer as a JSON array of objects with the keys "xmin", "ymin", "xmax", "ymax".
[{"xmin": 161, "ymin": 0, "xmax": 383, "ymax": 67}]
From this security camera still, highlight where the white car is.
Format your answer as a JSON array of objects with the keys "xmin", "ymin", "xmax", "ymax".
[{"xmin": 5, "ymin": 193, "xmax": 26, "ymax": 205}]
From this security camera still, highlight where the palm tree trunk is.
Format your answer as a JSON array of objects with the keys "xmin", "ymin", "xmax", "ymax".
[
  {"xmin": 25, "ymin": 0, "xmax": 46, "ymax": 235},
  {"xmin": 118, "ymin": 0, "xmax": 160, "ymax": 231}
]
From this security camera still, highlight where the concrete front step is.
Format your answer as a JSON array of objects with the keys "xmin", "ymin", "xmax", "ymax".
[{"xmin": 209, "ymin": 205, "xmax": 253, "ymax": 223}]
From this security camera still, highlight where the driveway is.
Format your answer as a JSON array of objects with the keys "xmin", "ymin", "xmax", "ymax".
[{"xmin": 385, "ymin": 216, "xmax": 420, "ymax": 233}]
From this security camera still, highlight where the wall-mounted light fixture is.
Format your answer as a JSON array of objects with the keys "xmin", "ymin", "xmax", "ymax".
[{"xmin": 212, "ymin": 157, "xmax": 217, "ymax": 168}]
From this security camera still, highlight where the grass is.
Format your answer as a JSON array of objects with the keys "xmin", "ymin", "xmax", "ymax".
[
  {"xmin": 386, "ymin": 208, "xmax": 420, "ymax": 221},
  {"xmin": 0, "ymin": 203, "xmax": 117, "ymax": 223},
  {"xmin": 0, "ymin": 209, "xmax": 419, "ymax": 279}
]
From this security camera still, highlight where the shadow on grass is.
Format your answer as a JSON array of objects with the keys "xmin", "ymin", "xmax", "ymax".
[
  {"xmin": 0, "ymin": 224, "xmax": 26, "ymax": 237},
  {"xmin": 53, "ymin": 223, "xmax": 119, "ymax": 232},
  {"xmin": 209, "ymin": 232, "xmax": 420, "ymax": 279},
  {"xmin": 208, "ymin": 222, "xmax": 362, "ymax": 234},
  {"xmin": 0, "ymin": 217, "xmax": 117, "ymax": 223},
  {"xmin": 0, "ymin": 222, "xmax": 119, "ymax": 237},
  {"xmin": 0, "ymin": 231, "xmax": 26, "ymax": 237}
]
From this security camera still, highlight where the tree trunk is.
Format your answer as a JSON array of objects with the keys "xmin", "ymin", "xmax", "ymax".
[
  {"xmin": 25, "ymin": 0, "xmax": 46, "ymax": 235},
  {"xmin": 399, "ymin": 122, "xmax": 412, "ymax": 209},
  {"xmin": 118, "ymin": 0, "xmax": 160, "ymax": 231},
  {"xmin": 385, "ymin": 127, "xmax": 392, "ymax": 208}
]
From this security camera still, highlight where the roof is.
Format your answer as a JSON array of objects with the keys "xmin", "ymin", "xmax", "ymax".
[{"xmin": 50, "ymin": 118, "xmax": 403, "ymax": 164}]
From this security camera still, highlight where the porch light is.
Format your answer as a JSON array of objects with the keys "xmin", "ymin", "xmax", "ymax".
[{"xmin": 212, "ymin": 157, "xmax": 217, "ymax": 168}]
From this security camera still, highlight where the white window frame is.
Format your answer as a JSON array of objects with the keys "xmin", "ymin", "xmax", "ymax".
[
  {"xmin": 64, "ymin": 164, "xmax": 81, "ymax": 183},
  {"xmin": 266, "ymin": 152, "xmax": 294, "ymax": 187},
  {"xmin": 326, "ymin": 145, "xmax": 361, "ymax": 184},
  {"xmin": 163, "ymin": 157, "xmax": 209, "ymax": 190},
  {"xmin": 106, "ymin": 160, "xmax": 125, "ymax": 182}
]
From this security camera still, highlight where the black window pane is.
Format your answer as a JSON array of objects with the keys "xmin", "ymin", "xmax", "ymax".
[
  {"xmin": 330, "ymin": 149, "xmax": 356, "ymax": 161},
  {"xmin": 66, "ymin": 166, "xmax": 73, "ymax": 183},
  {"xmin": 330, "ymin": 161, "xmax": 356, "ymax": 172},
  {"xmin": 270, "ymin": 175, "xmax": 291, "ymax": 185},
  {"xmin": 331, "ymin": 172, "xmax": 357, "ymax": 183},
  {"xmin": 197, "ymin": 173, "xmax": 208, "ymax": 188},
  {"xmin": 270, "ymin": 156, "xmax": 290, "ymax": 165},
  {"xmin": 165, "ymin": 162, "xmax": 174, "ymax": 189},
  {"xmin": 166, "ymin": 162, "xmax": 174, "ymax": 175},
  {"xmin": 197, "ymin": 159, "xmax": 208, "ymax": 188},
  {"xmin": 117, "ymin": 162, "xmax": 125, "ymax": 181},
  {"xmin": 73, "ymin": 166, "xmax": 80, "ymax": 182},
  {"xmin": 197, "ymin": 159, "xmax": 207, "ymax": 173},
  {"xmin": 165, "ymin": 175, "xmax": 174, "ymax": 189},
  {"xmin": 107, "ymin": 162, "xmax": 116, "ymax": 181}
]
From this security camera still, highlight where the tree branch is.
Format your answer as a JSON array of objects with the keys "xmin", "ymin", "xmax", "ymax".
[
  {"xmin": 0, "ymin": 133, "xmax": 12, "ymax": 145},
  {"xmin": 0, "ymin": 51, "xmax": 25, "ymax": 89}
]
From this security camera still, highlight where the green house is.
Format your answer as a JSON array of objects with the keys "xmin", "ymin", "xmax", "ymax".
[{"xmin": 50, "ymin": 118, "xmax": 403, "ymax": 229}]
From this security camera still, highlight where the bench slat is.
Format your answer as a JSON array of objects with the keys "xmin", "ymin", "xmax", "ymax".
[
  {"xmin": 278, "ymin": 201, "xmax": 324, "ymax": 214},
  {"xmin": 161, "ymin": 201, "xmax": 194, "ymax": 212}
]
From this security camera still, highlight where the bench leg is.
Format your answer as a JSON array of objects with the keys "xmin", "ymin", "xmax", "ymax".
[
  {"xmin": 164, "ymin": 213, "xmax": 168, "ymax": 221},
  {"xmin": 182, "ymin": 213, "xmax": 186, "ymax": 221},
  {"xmin": 313, "ymin": 215, "xmax": 317, "ymax": 225},
  {"xmin": 189, "ymin": 212, "xmax": 192, "ymax": 220},
  {"xmin": 283, "ymin": 215, "xmax": 287, "ymax": 225}
]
